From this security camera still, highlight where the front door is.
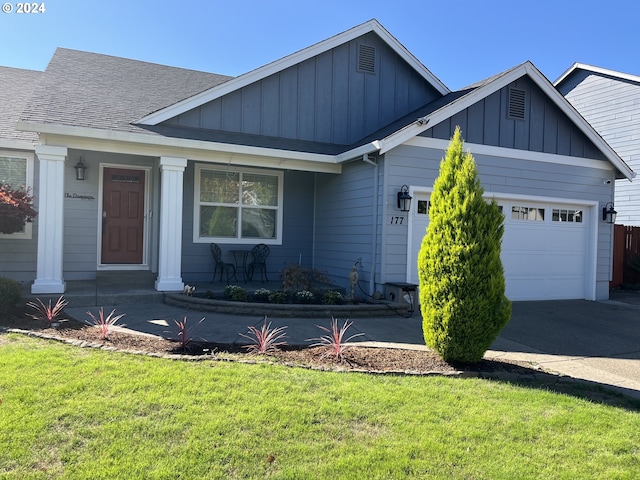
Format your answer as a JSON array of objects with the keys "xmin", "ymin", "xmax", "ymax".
[{"xmin": 101, "ymin": 167, "xmax": 146, "ymax": 264}]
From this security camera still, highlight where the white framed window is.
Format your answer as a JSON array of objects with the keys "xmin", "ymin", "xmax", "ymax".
[
  {"xmin": 193, "ymin": 164, "xmax": 283, "ymax": 244},
  {"xmin": 511, "ymin": 205, "xmax": 545, "ymax": 222},
  {"xmin": 552, "ymin": 208, "xmax": 583, "ymax": 223},
  {"xmin": 0, "ymin": 151, "xmax": 34, "ymax": 239}
]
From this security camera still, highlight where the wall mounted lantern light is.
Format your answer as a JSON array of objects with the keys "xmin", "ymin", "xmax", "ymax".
[
  {"xmin": 602, "ymin": 202, "xmax": 617, "ymax": 224},
  {"xmin": 397, "ymin": 185, "xmax": 412, "ymax": 212},
  {"xmin": 74, "ymin": 157, "xmax": 87, "ymax": 181}
]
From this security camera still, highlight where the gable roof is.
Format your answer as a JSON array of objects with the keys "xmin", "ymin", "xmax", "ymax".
[
  {"xmin": 555, "ymin": 63, "xmax": 640, "ymax": 87},
  {"xmin": 135, "ymin": 19, "xmax": 450, "ymax": 125},
  {"xmin": 364, "ymin": 61, "xmax": 635, "ymax": 180},
  {"xmin": 19, "ymin": 48, "xmax": 232, "ymax": 135},
  {"xmin": 0, "ymin": 66, "xmax": 41, "ymax": 148}
]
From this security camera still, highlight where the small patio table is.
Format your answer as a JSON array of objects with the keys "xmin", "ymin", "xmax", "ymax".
[{"xmin": 230, "ymin": 249, "xmax": 251, "ymax": 283}]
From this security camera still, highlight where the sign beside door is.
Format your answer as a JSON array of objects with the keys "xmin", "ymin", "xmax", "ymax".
[{"xmin": 101, "ymin": 167, "xmax": 146, "ymax": 264}]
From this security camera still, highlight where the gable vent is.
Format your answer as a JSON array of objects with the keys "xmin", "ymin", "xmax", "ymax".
[
  {"xmin": 508, "ymin": 88, "xmax": 526, "ymax": 120},
  {"xmin": 357, "ymin": 44, "xmax": 376, "ymax": 74}
]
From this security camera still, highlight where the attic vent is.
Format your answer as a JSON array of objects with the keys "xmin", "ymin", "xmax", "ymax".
[
  {"xmin": 508, "ymin": 88, "xmax": 526, "ymax": 120},
  {"xmin": 357, "ymin": 44, "xmax": 376, "ymax": 74}
]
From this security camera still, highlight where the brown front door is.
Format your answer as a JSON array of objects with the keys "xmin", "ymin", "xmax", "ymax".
[{"xmin": 101, "ymin": 167, "xmax": 145, "ymax": 264}]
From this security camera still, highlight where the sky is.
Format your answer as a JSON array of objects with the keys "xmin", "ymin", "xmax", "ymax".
[{"xmin": 0, "ymin": 0, "xmax": 638, "ymax": 90}]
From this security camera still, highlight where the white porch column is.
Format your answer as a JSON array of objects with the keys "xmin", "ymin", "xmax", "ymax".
[
  {"xmin": 155, "ymin": 156, "xmax": 187, "ymax": 291},
  {"xmin": 31, "ymin": 145, "xmax": 67, "ymax": 294}
]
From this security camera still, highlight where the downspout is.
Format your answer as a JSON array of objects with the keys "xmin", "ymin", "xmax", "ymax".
[{"xmin": 363, "ymin": 153, "xmax": 379, "ymax": 296}]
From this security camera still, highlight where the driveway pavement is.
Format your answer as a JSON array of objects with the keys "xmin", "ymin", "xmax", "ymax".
[{"xmin": 66, "ymin": 294, "xmax": 640, "ymax": 400}]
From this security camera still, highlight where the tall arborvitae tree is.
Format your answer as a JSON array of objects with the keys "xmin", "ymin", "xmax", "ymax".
[{"xmin": 418, "ymin": 126, "xmax": 511, "ymax": 363}]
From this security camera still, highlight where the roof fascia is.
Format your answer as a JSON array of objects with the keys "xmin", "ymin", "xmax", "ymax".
[
  {"xmin": 18, "ymin": 122, "xmax": 342, "ymax": 173},
  {"xmin": 555, "ymin": 62, "xmax": 640, "ymax": 86},
  {"xmin": 135, "ymin": 20, "xmax": 450, "ymax": 126}
]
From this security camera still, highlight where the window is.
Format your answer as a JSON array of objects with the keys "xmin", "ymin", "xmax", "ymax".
[
  {"xmin": 552, "ymin": 209, "xmax": 582, "ymax": 223},
  {"xmin": 417, "ymin": 200, "xmax": 430, "ymax": 215},
  {"xmin": 511, "ymin": 205, "xmax": 544, "ymax": 221},
  {"xmin": 194, "ymin": 165, "xmax": 283, "ymax": 244},
  {"xmin": 0, "ymin": 152, "xmax": 34, "ymax": 239}
]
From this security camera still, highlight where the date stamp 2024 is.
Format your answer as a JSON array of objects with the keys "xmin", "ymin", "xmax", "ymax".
[{"xmin": 2, "ymin": 2, "xmax": 46, "ymax": 14}]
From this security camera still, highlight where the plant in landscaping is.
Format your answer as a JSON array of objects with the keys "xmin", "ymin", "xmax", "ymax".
[
  {"xmin": 174, "ymin": 316, "xmax": 205, "ymax": 352},
  {"xmin": 308, "ymin": 317, "xmax": 364, "ymax": 360},
  {"xmin": 0, "ymin": 277, "xmax": 22, "ymax": 314},
  {"xmin": 322, "ymin": 290, "xmax": 343, "ymax": 305},
  {"xmin": 239, "ymin": 316, "xmax": 288, "ymax": 354},
  {"xmin": 0, "ymin": 182, "xmax": 37, "ymax": 234},
  {"xmin": 281, "ymin": 264, "xmax": 331, "ymax": 293},
  {"xmin": 253, "ymin": 288, "xmax": 271, "ymax": 302},
  {"xmin": 26, "ymin": 295, "xmax": 68, "ymax": 325},
  {"xmin": 418, "ymin": 126, "xmax": 511, "ymax": 363},
  {"xmin": 86, "ymin": 308, "xmax": 126, "ymax": 340},
  {"xmin": 224, "ymin": 285, "xmax": 248, "ymax": 302},
  {"xmin": 267, "ymin": 291, "xmax": 286, "ymax": 304},
  {"xmin": 295, "ymin": 290, "xmax": 315, "ymax": 304}
]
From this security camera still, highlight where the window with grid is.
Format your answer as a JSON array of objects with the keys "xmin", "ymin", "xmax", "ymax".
[{"xmin": 0, "ymin": 153, "xmax": 33, "ymax": 238}]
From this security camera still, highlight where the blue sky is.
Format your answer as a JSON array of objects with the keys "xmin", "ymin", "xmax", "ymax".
[{"xmin": 0, "ymin": 0, "xmax": 638, "ymax": 89}]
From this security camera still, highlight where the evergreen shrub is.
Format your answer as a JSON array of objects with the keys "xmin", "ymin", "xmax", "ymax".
[{"xmin": 0, "ymin": 277, "xmax": 22, "ymax": 314}]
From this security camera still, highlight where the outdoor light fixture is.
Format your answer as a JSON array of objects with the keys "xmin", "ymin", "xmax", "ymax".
[
  {"xmin": 74, "ymin": 157, "xmax": 87, "ymax": 181},
  {"xmin": 397, "ymin": 185, "xmax": 412, "ymax": 212},
  {"xmin": 602, "ymin": 202, "xmax": 617, "ymax": 224}
]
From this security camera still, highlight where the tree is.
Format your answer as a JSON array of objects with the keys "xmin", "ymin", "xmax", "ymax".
[
  {"xmin": 0, "ymin": 183, "xmax": 37, "ymax": 234},
  {"xmin": 418, "ymin": 127, "xmax": 511, "ymax": 363}
]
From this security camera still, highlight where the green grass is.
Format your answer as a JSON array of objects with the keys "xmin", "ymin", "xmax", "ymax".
[{"xmin": 1, "ymin": 334, "xmax": 639, "ymax": 479}]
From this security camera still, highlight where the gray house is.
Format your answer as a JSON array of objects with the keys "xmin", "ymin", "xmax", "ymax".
[
  {"xmin": 0, "ymin": 20, "xmax": 633, "ymax": 301},
  {"xmin": 556, "ymin": 64, "xmax": 640, "ymax": 226}
]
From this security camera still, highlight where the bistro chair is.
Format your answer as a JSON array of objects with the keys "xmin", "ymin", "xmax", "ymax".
[
  {"xmin": 210, "ymin": 243, "xmax": 236, "ymax": 282},
  {"xmin": 248, "ymin": 243, "xmax": 270, "ymax": 282}
]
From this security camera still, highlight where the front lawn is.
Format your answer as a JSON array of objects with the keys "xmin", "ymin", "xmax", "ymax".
[{"xmin": 1, "ymin": 334, "xmax": 639, "ymax": 479}]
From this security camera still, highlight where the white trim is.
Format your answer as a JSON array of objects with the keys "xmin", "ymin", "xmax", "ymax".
[
  {"xmin": 0, "ymin": 150, "xmax": 35, "ymax": 239},
  {"xmin": 136, "ymin": 20, "xmax": 449, "ymax": 125},
  {"xmin": 406, "ymin": 186, "xmax": 598, "ymax": 300},
  {"xmin": 193, "ymin": 163, "xmax": 284, "ymax": 245},
  {"xmin": 97, "ymin": 163, "xmax": 152, "ymax": 269},
  {"xmin": 20, "ymin": 123, "xmax": 342, "ymax": 174},
  {"xmin": 403, "ymin": 136, "xmax": 615, "ymax": 171},
  {"xmin": 555, "ymin": 62, "xmax": 640, "ymax": 87}
]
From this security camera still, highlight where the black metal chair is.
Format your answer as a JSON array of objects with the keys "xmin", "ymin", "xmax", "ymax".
[
  {"xmin": 210, "ymin": 243, "xmax": 236, "ymax": 282},
  {"xmin": 248, "ymin": 243, "xmax": 270, "ymax": 282}
]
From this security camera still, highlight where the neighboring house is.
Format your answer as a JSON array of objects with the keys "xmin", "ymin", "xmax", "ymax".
[
  {"xmin": 555, "ymin": 64, "xmax": 640, "ymax": 226},
  {"xmin": 0, "ymin": 20, "xmax": 633, "ymax": 301}
]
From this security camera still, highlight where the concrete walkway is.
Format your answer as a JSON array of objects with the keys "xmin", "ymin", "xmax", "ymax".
[{"xmin": 65, "ymin": 292, "xmax": 640, "ymax": 400}]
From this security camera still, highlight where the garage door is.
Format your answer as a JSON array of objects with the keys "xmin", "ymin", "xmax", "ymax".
[{"xmin": 407, "ymin": 194, "xmax": 590, "ymax": 301}]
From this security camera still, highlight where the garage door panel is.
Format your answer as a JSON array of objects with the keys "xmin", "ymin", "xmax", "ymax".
[
  {"xmin": 506, "ymin": 277, "xmax": 584, "ymax": 300},
  {"xmin": 502, "ymin": 253, "xmax": 585, "ymax": 276}
]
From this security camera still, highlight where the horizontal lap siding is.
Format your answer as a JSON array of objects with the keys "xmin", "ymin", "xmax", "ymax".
[
  {"xmin": 314, "ymin": 161, "xmax": 380, "ymax": 291},
  {"xmin": 559, "ymin": 71, "xmax": 640, "ymax": 225},
  {"xmin": 384, "ymin": 144, "xmax": 613, "ymax": 297}
]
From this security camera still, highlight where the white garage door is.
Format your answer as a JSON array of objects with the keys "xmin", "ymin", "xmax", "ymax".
[{"xmin": 408, "ymin": 194, "xmax": 590, "ymax": 301}]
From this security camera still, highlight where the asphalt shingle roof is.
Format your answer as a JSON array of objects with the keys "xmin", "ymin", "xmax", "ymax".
[
  {"xmin": 0, "ymin": 66, "xmax": 41, "ymax": 145},
  {"xmin": 20, "ymin": 48, "xmax": 233, "ymax": 134}
]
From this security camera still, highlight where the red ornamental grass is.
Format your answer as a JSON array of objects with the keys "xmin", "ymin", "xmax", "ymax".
[
  {"xmin": 240, "ymin": 316, "xmax": 288, "ymax": 354},
  {"xmin": 174, "ymin": 316, "xmax": 205, "ymax": 351},
  {"xmin": 26, "ymin": 295, "xmax": 68, "ymax": 324},
  {"xmin": 87, "ymin": 308, "xmax": 125, "ymax": 340},
  {"xmin": 309, "ymin": 317, "xmax": 364, "ymax": 360}
]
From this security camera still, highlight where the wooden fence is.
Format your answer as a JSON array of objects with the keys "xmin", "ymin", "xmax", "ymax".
[{"xmin": 611, "ymin": 224, "xmax": 640, "ymax": 288}]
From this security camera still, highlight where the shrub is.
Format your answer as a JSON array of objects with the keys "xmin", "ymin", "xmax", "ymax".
[
  {"xmin": 174, "ymin": 316, "xmax": 205, "ymax": 352},
  {"xmin": 418, "ymin": 127, "xmax": 511, "ymax": 363},
  {"xmin": 224, "ymin": 285, "xmax": 247, "ymax": 302},
  {"xmin": 281, "ymin": 264, "xmax": 330, "ymax": 293},
  {"xmin": 0, "ymin": 277, "xmax": 22, "ymax": 314},
  {"xmin": 26, "ymin": 295, "xmax": 68, "ymax": 325},
  {"xmin": 239, "ymin": 316, "xmax": 288, "ymax": 354},
  {"xmin": 322, "ymin": 290, "xmax": 343, "ymax": 305},
  {"xmin": 87, "ymin": 308, "xmax": 126, "ymax": 340},
  {"xmin": 295, "ymin": 290, "xmax": 315, "ymax": 304},
  {"xmin": 0, "ymin": 183, "xmax": 37, "ymax": 234},
  {"xmin": 253, "ymin": 288, "xmax": 271, "ymax": 302},
  {"xmin": 308, "ymin": 317, "xmax": 364, "ymax": 360},
  {"xmin": 267, "ymin": 291, "xmax": 286, "ymax": 304}
]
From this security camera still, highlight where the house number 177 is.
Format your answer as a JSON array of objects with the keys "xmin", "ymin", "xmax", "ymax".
[{"xmin": 389, "ymin": 216, "xmax": 405, "ymax": 224}]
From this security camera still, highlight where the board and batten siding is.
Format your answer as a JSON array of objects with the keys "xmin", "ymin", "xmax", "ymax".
[
  {"xmin": 314, "ymin": 160, "xmax": 382, "ymax": 292},
  {"xmin": 180, "ymin": 164, "xmax": 316, "ymax": 283},
  {"xmin": 558, "ymin": 70, "xmax": 640, "ymax": 225},
  {"xmin": 163, "ymin": 32, "xmax": 441, "ymax": 146},
  {"xmin": 383, "ymin": 144, "xmax": 615, "ymax": 300},
  {"xmin": 422, "ymin": 76, "xmax": 606, "ymax": 162}
]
